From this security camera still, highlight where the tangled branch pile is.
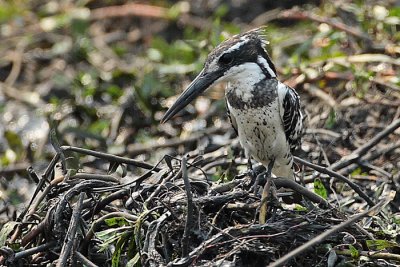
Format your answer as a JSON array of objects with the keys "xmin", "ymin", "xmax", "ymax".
[{"xmin": 1, "ymin": 125, "xmax": 398, "ymax": 266}]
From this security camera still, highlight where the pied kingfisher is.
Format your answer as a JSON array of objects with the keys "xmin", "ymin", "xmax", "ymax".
[{"xmin": 162, "ymin": 27, "xmax": 303, "ymax": 179}]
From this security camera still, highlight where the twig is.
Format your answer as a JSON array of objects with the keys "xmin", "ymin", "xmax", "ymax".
[
  {"xmin": 57, "ymin": 192, "xmax": 85, "ymax": 267},
  {"xmin": 17, "ymin": 153, "xmax": 60, "ymax": 221},
  {"xmin": 90, "ymin": 165, "xmax": 161, "ymax": 193},
  {"xmin": 181, "ymin": 156, "xmax": 194, "ymax": 258},
  {"xmin": 143, "ymin": 211, "xmax": 171, "ymax": 265},
  {"xmin": 294, "ymin": 157, "xmax": 375, "ymax": 206},
  {"xmin": 90, "ymin": 3, "xmax": 168, "ymax": 20},
  {"xmin": 371, "ymin": 78, "xmax": 400, "ymax": 91},
  {"xmin": 303, "ymin": 84, "xmax": 337, "ymax": 108},
  {"xmin": 144, "ymin": 170, "xmax": 177, "ymax": 208},
  {"xmin": 13, "ymin": 241, "xmax": 57, "ymax": 261},
  {"xmin": 267, "ymin": 196, "xmax": 393, "ymax": 267},
  {"xmin": 4, "ymin": 40, "xmax": 25, "ymax": 86},
  {"xmin": 330, "ymin": 118, "xmax": 400, "ymax": 171},
  {"xmin": 71, "ymin": 173, "xmax": 120, "ymax": 183},
  {"xmin": 211, "ymin": 180, "xmax": 241, "ymax": 194},
  {"xmin": 61, "ymin": 146, "xmax": 158, "ymax": 171},
  {"xmin": 12, "ymin": 155, "xmax": 60, "ymax": 242},
  {"xmin": 338, "ymin": 140, "xmax": 400, "ymax": 176},
  {"xmin": 126, "ymin": 126, "xmax": 229, "ymax": 156},
  {"xmin": 0, "ymin": 163, "xmax": 30, "ymax": 175},
  {"xmin": 273, "ymin": 177, "xmax": 330, "ymax": 209},
  {"xmin": 279, "ymin": 9, "xmax": 372, "ymax": 43},
  {"xmin": 177, "ymin": 191, "xmax": 248, "ymax": 208},
  {"xmin": 75, "ymin": 251, "xmax": 99, "ymax": 267},
  {"xmin": 82, "ymin": 189, "xmax": 129, "ymax": 220},
  {"xmin": 168, "ymin": 220, "xmax": 311, "ymax": 267},
  {"xmin": 54, "ymin": 180, "xmax": 113, "ymax": 243}
]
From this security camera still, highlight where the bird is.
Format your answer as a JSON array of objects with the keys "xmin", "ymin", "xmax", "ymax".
[{"xmin": 161, "ymin": 27, "xmax": 303, "ymax": 179}]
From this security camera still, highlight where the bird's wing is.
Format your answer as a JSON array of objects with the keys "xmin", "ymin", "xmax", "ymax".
[
  {"xmin": 225, "ymin": 99, "xmax": 238, "ymax": 135},
  {"xmin": 278, "ymin": 82, "xmax": 303, "ymax": 151}
]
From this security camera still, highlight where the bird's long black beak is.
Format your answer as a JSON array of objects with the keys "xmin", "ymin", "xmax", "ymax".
[{"xmin": 161, "ymin": 69, "xmax": 223, "ymax": 123}]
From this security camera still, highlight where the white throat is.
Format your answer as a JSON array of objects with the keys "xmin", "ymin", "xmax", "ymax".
[{"xmin": 223, "ymin": 62, "xmax": 265, "ymax": 101}]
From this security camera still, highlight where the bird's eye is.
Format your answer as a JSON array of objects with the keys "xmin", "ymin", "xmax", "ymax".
[{"xmin": 219, "ymin": 53, "xmax": 233, "ymax": 65}]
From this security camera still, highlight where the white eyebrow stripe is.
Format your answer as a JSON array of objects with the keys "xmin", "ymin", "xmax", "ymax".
[
  {"xmin": 224, "ymin": 39, "xmax": 249, "ymax": 54},
  {"xmin": 257, "ymin": 55, "xmax": 276, "ymax": 77}
]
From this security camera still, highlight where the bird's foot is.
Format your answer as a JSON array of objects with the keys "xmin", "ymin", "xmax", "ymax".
[{"xmin": 250, "ymin": 171, "xmax": 266, "ymax": 194}]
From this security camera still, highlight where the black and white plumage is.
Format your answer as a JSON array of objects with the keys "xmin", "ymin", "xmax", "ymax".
[{"xmin": 162, "ymin": 28, "xmax": 303, "ymax": 178}]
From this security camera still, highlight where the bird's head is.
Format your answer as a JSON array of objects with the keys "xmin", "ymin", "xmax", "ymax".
[{"xmin": 161, "ymin": 27, "xmax": 276, "ymax": 123}]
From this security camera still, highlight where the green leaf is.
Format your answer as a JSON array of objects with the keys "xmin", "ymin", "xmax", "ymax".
[
  {"xmin": 389, "ymin": 7, "xmax": 400, "ymax": 17},
  {"xmin": 126, "ymin": 253, "xmax": 140, "ymax": 267},
  {"xmin": 294, "ymin": 204, "xmax": 307, "ymax": 211},
  {"xmin": 350, "ymin": 167, "xmax": 368, "ymax": 177},
  {"xmin": 112, "ymin": 234, "xmax": 127, "ymax": 267},
  {"xmin": 95, "ymin": 227, "xmax": 130, "ymax": 252},
  {"xmin": 349, "ymin": 244, "xmax": 359, "ymax": 258},
  {"xmin": 0, "ymin": 1, "xmax": 25, "ymax": 23},
  {"xmin": 0, "ymin": 221, "xmax": 19, "ymax": 247},
  {"xmin": 5, "ymin": 131, "xmax": 24, "ymax": 154},
  {"xmin": 366, "ymin": 239, "xmax": 399, "ymax": 250},
  {"xmin": 106, "ymin": 85, "xmax": 123, "ymax": 99},
  {"xmin": 105, "ymin": 217, "xmax": 129, "ymax": 227},
  {"xmin": 89, "ymin": 120, "xmax": 110, "ymax": 135},
  {"xmin": 314, "ymin": 178, "xmax": 328, "ymax": 199},
  {"xmin": 325, "ymin": 109, "xmax": 336, "ymax": 129}
]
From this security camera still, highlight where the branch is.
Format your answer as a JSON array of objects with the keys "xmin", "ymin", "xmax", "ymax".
[
  {"xmin": 57, "ymin": 192, "xmax": 85, "ymax": 267},
  {"xmin": 268, "ymin": 195, "xmax": 393, "ymax": 267},
  {"xmin": 181, "ymin": 157, "xmax": 194, "ymax": 258},
  {"xmin": 61, "ymin": 146, "xmax": 158, "ymax": 171},
  {"xmin": 294, "ymin": 157, "xmax": 375, "ymax": 206},
  {"xmin": 75, "ymin": 251, "xmax": 99, "ymax": 267},
  {"xmin": 279, "ymin": 9, "xmax": 372, "ymax": 42},
  {"xmin": 13, "ymin": 241, "xmax": 57, "ymax": 261},
  {"xmin": 329, "ymin": 118, "xmax": 400, "ymax": 171},
  {"xmin": 90, "ymin": 3, "xmax": 168, "ymax": 20},
  {"xmin": 273, "ymin": 177, "xmax": 330, "ymax": 209}
]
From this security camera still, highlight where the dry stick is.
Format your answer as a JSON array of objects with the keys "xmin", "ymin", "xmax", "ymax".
[
  {"xmin": 21, "ymin": 208, "xmax": 53, "ymax": 246},
  {"xmin": 57, "ymin": 192, "xmax": 85, "ymax": 267},
  {"xmin": 90, "ymin": 3, "xmax": 168, "ymax": 20},
  {"xmin": 273, "ymin": 178, "xmax": 330, "ymax": 208},
  {"xmin": 143, "ymin": 211, "xmax": 172, "ymax": 264},
  {"xmin": 82, "ymin": 189, "xmax": 129, "ymax": 220},
  {"xmin": 10, "ymin": 153, "xmax": 61, "ymax": 244},
  {"xmin": 75, "ymin": 251, "xmax": 99, "ymax": 267},
  {"xmin": 61, "ymin": 146, "xmax": 158, "ymax": 171},
  {"xmin": 279, "ymin": 9, "xmax": 372, "ymax": 42},
  {"xmin": 144, "ymin": 171, "xmax": 178, "ymax": 208},
  {"xmin": 126, "ymin": 126, "xmax": 228, "ymax": 156},
  {"xmin": 181, "ymin": 157, "xmax": 194, "ymax": 258},
  {"xmin": 71, "ymin": 173, "xmax": 120, "ymax": 183},
  {"xmin": 13, "ymin": 241, "xmax": 57, "ymax": 261},
  {"xmin": 267, "ymin": 197, "xmax": 391, "ymax": 267},
  {"xmin": 0, "ymin": 163, "xmax": 30, "ymax": 175},
  {"xmin": 329, "ymin": 118, "xmax": 400, "ymax": 171},
  {"xmin": 294, "ymin": 157, "xmax": 375, "ymax": 207},
  {"xmin": 17, "ymin": 153, "xmax": 60, "ymax": 222},
  {"xmin": 339, "ymin": 140, "xmax": 400, "ymax": 176}
]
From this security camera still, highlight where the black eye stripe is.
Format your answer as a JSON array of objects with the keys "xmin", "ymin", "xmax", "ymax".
[{"xmin": 218, "ymin": 53, "xmax": 234, "ymax": 65}]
